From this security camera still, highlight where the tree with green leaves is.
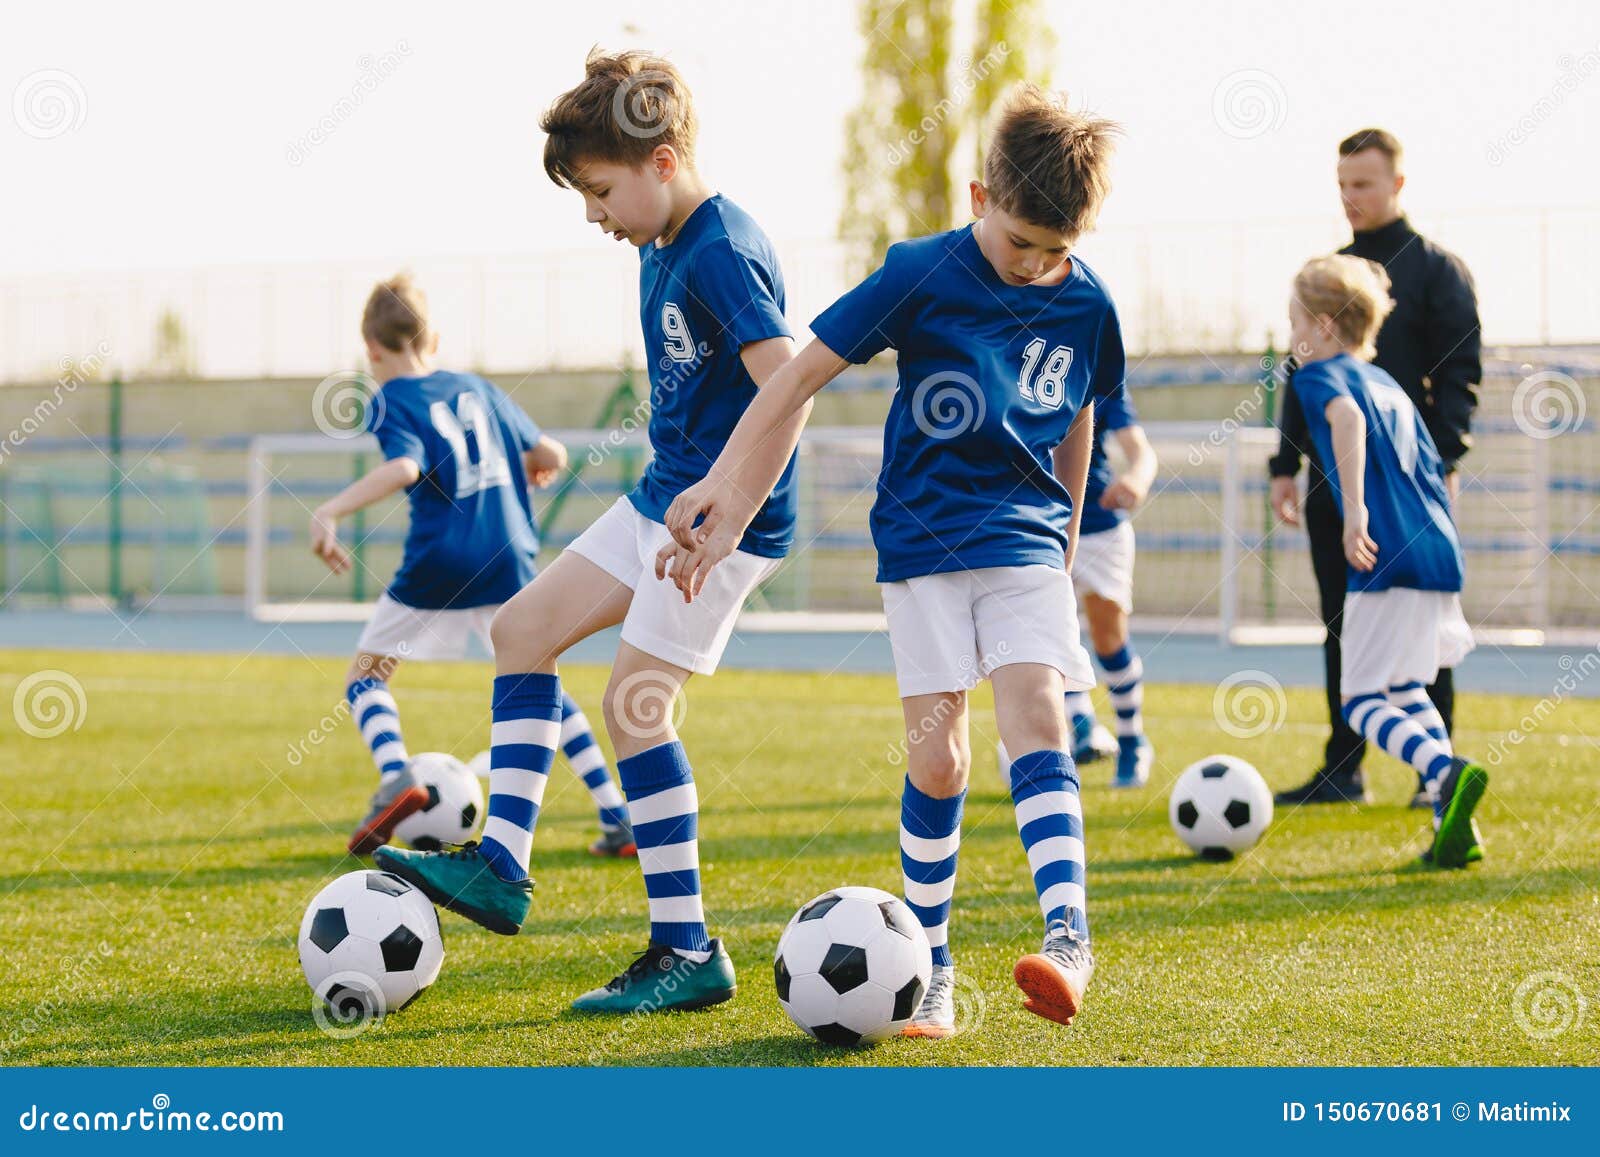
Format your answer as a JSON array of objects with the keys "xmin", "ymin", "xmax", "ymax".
[{"xmin": 838, "ymin": 0, "xmax": 1055, "ymax": 274}]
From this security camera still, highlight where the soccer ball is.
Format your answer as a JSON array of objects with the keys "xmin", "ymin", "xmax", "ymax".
[
  {"xmin": 297, "ymin": 870, "xmax": 443, "ymax": 1024},
  {"xmin": 774, "ymin": 886, "xmax": 932, "ymax": 1046},
  {"xmin": 1169, "ymin": 754, "xmax": 1273, "ymax": 859},
  {"xmin": 394, "ymin": 752, "xmax": 483, "ymax": 850}
]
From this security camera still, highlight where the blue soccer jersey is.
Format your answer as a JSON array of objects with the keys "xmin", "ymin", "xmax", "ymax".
[
  {"xmin": 1292, "ymin": 353, "xmax": 1464, "ymax": 593},
  {"xmin": 809, "ymin": 225, "xmax": 1128, "ymax": 583},
  {"xmin": 1079, "ymin": 381, "xmax": 1138, "ymax": 538},
  {"xmin": 633, "ymin": 194, "xmax": 796, "ymax": 558},
  {"xmin": 367, "ymin": 369, "xmax": 542, "ymax": 609}
]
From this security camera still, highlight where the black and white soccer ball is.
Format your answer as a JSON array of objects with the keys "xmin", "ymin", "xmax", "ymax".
[
  {"xmin": 1169, "ymin": 754, "xmax": 1273, "ymax": 859},
  {"xmin": 394, "ymin": 752, "xmax": 483, "ymax": 850},
  {"xmin": 774, "ymin": 886, "xmax": 932, "ymax": 1046},
  {"xmin": 297, "ymin": 870, "xmax": 443, "ymax": 1026}
]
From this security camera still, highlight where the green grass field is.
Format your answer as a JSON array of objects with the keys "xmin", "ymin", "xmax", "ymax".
[{"xmin": 2, "ymin": 647, "xmax": 1597, "ymax": 1067}]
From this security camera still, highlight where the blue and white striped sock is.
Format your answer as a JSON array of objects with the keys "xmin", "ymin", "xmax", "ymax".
[
  {"xmin": 479, "ymin": 672, "xmax": 563, "ymax": 883},
  {"xmin": 1390, "ymin": 681, "xmax": 1452, "ymax": 750},
  {"xmin": 1343, "ymin": 692, "xmax": 1454, "ymax": 819},
  {"xmin": 1009, "ymin": 749, "xmax": 1089, "ymax": 940},
  {"xmin": 559, "ymin": 693, "xmax": 628, "ymax": 830},
  {"xmin": 1097, "ymin": 645, "xmax": 1145, "ymax": 738},
  {"xmin": 617, "ymin": 741, "xmax": 709, "ymax": 958},
  {"xmin": 1063, "ymin": 689, "xmax": 1094, "ymax": 727},
  {"xmin": 899, "ymin": 777, "xmax": 965, "ymax": 969},
  {"xmin": 346, "ymin": 677, "xmax": 409, "ymax": 779}
]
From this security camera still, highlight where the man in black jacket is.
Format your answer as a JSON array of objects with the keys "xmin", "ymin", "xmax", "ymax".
[{"xmin": 1269, "ymin": 128, "xmax": 1481, "ymax": 806}]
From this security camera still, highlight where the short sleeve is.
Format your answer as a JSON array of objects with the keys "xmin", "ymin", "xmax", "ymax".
[
  {"xmin": 1089, "ymin": 302, "xmax": 1129, "ymax": 418},
  {"xmin": 1291, "ymin": 360, "xmax": 1349, "ymax": 418},
  {"xmin": 691, "ymin": 237, "xmax": 791, "ymax": 350},
  {"xmin": 368, "ymin": 389, "xmax": 426, "ymax": 467},
  {"xmin": 810, "ymin": 243, "xmax": 916, "ymax": 363},
  {"xmin": 481, "ymin": 378, "xmax": 541, "ymax": 452}
]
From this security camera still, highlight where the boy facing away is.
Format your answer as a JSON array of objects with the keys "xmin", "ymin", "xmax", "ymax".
[
  {"xmin": 659, "ymin": 84, "xmax": 1124, "ymax": 1034},
  {"xmin": 1286, "ymin": 255, "xmax": 1486, "ymax": 868},
  {"xmin": 376, "ymin": 50, "xmax": 806, "ymax": 1014},
  {"xmin": 313, "ymin": 275, "xmax": 634, "ymax": 860}
]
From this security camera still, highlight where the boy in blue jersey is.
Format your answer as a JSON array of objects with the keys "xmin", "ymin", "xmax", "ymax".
[
  {"xmin": 375, "ymin": 51, "xmax": 803, "ymax": 1014},
  {"xmin": 660, "ymin": 84, "xmax": 1122, "ymax": 1034},
  {"xmin": 311, "ymin": 274, "xmax": 634, "ymax": 860},
  {"xmin": 999, "ymin": 399, "xmax": 1158, "ymax": 786},
  {"xmin": 1287, "ymin": 255, "xmax": 1486, "ymax": 868}
]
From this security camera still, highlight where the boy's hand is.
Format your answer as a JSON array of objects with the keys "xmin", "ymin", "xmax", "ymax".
[
  {"xmin": 529, "ymin": 466, "xmax": 561, "ymax": 489},
  {"xmin": 1342, "ymin": 506, "xmax": 1378, "ymax": 572},
  {"xmin": 664, "ymin": 477, "xmax": 743, "ymax": 551},
  {"xmin": 653, "ymin": 520, "xmax": 741, "ymax": 603},
  {"xmin": 1269, "ymin": 476, "xmax": 1301, "ymax": 526},
  {"xmin": 1099, "ymin": 474, "xmax": 1149, "ymax": 511},
  {"xmin": 310, "ymin": 507, "xmax": 352, "ymax": 574}
]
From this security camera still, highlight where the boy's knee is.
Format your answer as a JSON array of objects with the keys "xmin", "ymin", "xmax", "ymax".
[{"xmin": 908, "ymin": 739, "xmax": 969, "ymax": 799}]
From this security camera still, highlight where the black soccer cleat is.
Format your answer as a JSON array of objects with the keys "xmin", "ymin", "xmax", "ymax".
[{"xmin": 1274, "ymin": 767, "xmax": 1370, "ymax": 806}]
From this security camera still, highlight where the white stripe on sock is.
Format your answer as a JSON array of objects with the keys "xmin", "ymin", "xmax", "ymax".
[
  {"xmin": 903, "ymin": 875, "xmax": 957, "ymax": 907},
  {"xmin": 637, "ymin": 840, "xmax": 699, "ymax": 875},
  {"xmin": 487, "ymin": 767, "xmax": 550, "ymax": 809},
  {"xmin": 371, "ymin": 740, "xmax": 408, "ymax": 770},
  {"xmin": 351, "ymin": 688, "xmax": 398, "ymax": 720},
  {"xmin": 899, "ymin": 827, "xmax": 961, "ymax": 863},
  {"xmin": 1013, "ymin": 790, "xmax": 1082, "ymax": 830},
  {"xmin": 481, "ymin": 815, "xmax": 532, "ymax": 863},
  {"xmin": 1025, "ymin": 835, "xmax": 1085, "ymax": 877},
  {"xmin": 628, "ymin": 782, "xmax": 698, "ymax": 825},
  {"xmin": 491, "ymin": 717, "xmax": 561, "ymax": 749},
  {"xmin": 559, "ymin": 712, "xmax": 594, "ymax": 745},
  {"xmin": 647, "ymin": 894, "xmax": 706, "ymax": 924},
  {"xmin": 1039, "ymin": 880, "xmax": 1086, "ymax": 916},
  {"xmin": 567, "ymin": 746, "xmax": 607, "ymax": 777}
]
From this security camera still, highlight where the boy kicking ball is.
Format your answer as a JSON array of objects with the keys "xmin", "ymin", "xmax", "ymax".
[
  {"xmin": 659, "ymin": 84, "xmax": 1123, "ymax": 1033},
  {"xmin": 1286, "ymin": 255, "xmax": 1486, "ymax": 868},
  {"xmin": 312, "ymin": 274, "xmax": 634, "ymax": 860},
  {"xmin": 375, "ymin": 50, "xmax": 803, "ymax": 1014}
]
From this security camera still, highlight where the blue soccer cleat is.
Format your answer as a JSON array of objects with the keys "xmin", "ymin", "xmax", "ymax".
[{"xmin": 1111, "ymin": 735, "xmax": 1153, "ymax": 788}]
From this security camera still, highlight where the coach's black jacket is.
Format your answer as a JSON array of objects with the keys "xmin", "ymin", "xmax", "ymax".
[{"xmin": 1269, "ymin": 215, "xmax": 1482, "ymax": 486}]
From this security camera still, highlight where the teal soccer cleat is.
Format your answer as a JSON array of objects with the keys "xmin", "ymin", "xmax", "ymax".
[
  {"xmin": 372, "ymin": 841, "xmax": 532, "ymax": 935},
  {"xmin": 570, "ymin": 939, "xmax": 736, "ymax": 1014}
]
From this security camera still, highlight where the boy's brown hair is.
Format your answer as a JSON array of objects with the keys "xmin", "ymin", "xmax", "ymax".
[
  {"xmin": 1293, "ymin": 254, "xmax": 1395, "ymax": 359},
  {"xmin": 983, "ymin": 83, "xmax": 1120, "ymax": 240},
  {"xmin": 362, "ymin": 272, "xmax": 429, "ymax": 353},
  {"xmin": 1338, "ymin": 127, "xmax": 1403, "ymax": 170},
  {"xmin": 541, "ymin": 49, "xmax": 698, "ymax": 188}
]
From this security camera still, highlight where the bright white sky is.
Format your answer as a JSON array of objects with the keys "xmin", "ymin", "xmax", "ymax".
[
  {"xmin": 6, "ymin": 0, "xmax": 1596, "ymax": 274},
  {"xmin": 4, "ymin": 0, "xmax": 1598, "ymax": 369}
]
